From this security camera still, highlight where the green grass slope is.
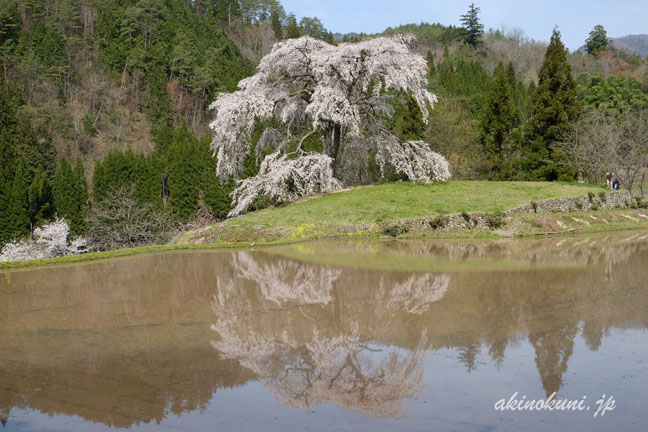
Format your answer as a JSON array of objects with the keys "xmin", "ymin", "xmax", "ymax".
[
  {"xmin": 177, "ymin": 181, "xmax": 603, "ymax": 243},
  {"xmin": 228, "ymin": 181, "xmax": 600, "ymax": 226}
]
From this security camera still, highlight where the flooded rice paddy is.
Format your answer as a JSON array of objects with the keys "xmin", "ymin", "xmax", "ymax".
[{"xmin": 1, "ymin": 232, "xmax": 647, "ymax": 431}]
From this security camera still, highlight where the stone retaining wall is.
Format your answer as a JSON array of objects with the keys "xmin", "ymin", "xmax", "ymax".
[
  {"xmin": 338, "ymin": 191, "xmax": 634, "ymax": 235},
  {"xmin": 504, "ymin": 190, "xmax": 632, "ymax": 216}
]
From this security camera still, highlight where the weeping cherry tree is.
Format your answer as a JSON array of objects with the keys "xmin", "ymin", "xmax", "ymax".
[{"xmin": 209, "ymin": 36, "xmax": 451, "ymax": 216}]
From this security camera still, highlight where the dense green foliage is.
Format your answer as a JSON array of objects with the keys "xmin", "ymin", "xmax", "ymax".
[
  {"xmin": 577, "ymin": 73, "xmax": 648, "ymax": 115},
  {"xmin": 479, "ymin": 63, "xmax": 521, "ymax": 179},
  {"xmin": 0, "ymin": 76, "xmax": 79, "ymax": 243},
  {"xmin": 433, "ymin": 49, "xmax": 492, "ymax": 114},
  {"xmin": 92, "ymin": 125, "xmax": 233, "ymax": 225},
  {"xmin": 585, "ymin": 25, "xmax": 608, "ymax": 56},
  {"xmin": 386, "ymin": 91, "xmax": 427, "ymax": 141},
  {"xmin": 524, "ymin": 30, "xmax": 580, "ymax": 181},
  {"xmin": 96, "ymin": 0, "xmax": 253, "ymax": 132}
]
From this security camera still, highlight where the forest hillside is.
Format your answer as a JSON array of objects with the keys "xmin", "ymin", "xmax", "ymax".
[{"xmin": 1, "ymin": 0, "xmax": 647, "ymax": 254}]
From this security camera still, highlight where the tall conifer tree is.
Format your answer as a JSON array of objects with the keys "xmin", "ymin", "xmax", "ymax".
[
  {"xmin": 460, "ymin": 3, "xmax": 484, "ymax": 49},
  {"xmin": 524, "ymin": 29, "xmax": 580, "ymax": 180},
  {"xmin": 166, "ymin": 126, "xmax": 205, "ymax": 222},
  {"xmin": 73, "ymin": 157, "xmax": 89, "ymax": 232},
  {"xmin": 480, "ymin": 62, "xmax": 520, "ymax": 179},
  {"xmin": 7, "ymin": 163, "xmax": 30, "ymax": 240},
  {"xmin": 0, "ymin": 132, "xmax": 15, "ymax": 244},
  {"xmin": 53, "ymin": 157, "xmax": 86, "ymax": 235},
  {"xmin": 285, "ymin": 14, "xmax": 300, "ymax": 39},
  {"xmin": 27, "ymin": 167, "xmax": 54, "ymax": 230},
  {"xmin": 270, "ymin": 8, "xmax": 282, "ymax": 40},
  {"xmin": 585, "ymin": 25, "xmax": 608, "ymax": 56}
]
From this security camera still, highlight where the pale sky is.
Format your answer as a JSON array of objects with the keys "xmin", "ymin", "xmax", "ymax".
[{"xmin": 280, "ymin": 0, "xmax": 648, "ymax": 50}]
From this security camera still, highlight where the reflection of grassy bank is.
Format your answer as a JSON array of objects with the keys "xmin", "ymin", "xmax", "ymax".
[
  {"xmin": 264, "ymin": 242, "xmax": 586, "ymax": 273},
  {"xmin": 0, "ymin": 242, "xmax": 250, "ymax": 270},
  {"xmin": 263, "ymin": 231, "xmax": 648, "ymax": 273}
]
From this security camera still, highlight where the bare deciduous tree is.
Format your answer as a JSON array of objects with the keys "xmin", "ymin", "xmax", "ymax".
[
  {"xmin": 554, "ymin": 109, "xmax": 648, "ymax": 193},
  {"xmin": 85, "ymin": 185, "xmax": 177, "ymax": 251}
]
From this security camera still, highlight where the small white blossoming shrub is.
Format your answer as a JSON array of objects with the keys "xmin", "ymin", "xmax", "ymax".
[{"xmin": 0, "ymin": 219, "xmax": 87, "ymax": 262}]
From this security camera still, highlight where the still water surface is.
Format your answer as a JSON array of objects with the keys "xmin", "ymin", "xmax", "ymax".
[{"xmin": 1, "ymin": 233, "xmax": 647, "ymax": 431}]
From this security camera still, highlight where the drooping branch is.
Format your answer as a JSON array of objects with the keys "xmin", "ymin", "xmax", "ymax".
[
  {"xmin": 228, "ymin": 151, "xmax": 341, "ymax": 217},
  {"xmin": 376, "ymin": 138, "xmax": 452, "ymax": 183}
]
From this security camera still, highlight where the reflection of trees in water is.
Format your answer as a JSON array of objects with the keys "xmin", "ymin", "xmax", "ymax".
[
  {"xmin": 0, "ymin": 252, "xmax": 254, "ymax": 429},
  {"xmin": 488, "ymin": 338, "xmax": 507, "ymax": 368},
  {"xmin": 581, "ymin": 321, "xmax": 607, "ymax": 351},
  {"xmin": 1, "ymin": 237, "xmax": 647, "ymax": 426},
  {"xmin": 379, "ymin": 273, "xmax": 449, "ymax": 315},
  {"xmin": 211, "ymin": 252, "xmax": 445, "ymax": 416},
  {"xmin": 210, "ymin": 244, "xmax": 648, "ymax": 407},
  {"xmin": 214, "ymin": 324, "xmax": 431, "ymax": 417},
  {"xmin": 222, "ymin": 252, "xmax": 343, "ymax": 305},
  {"xmin": 529, "ymin": 325, "xmax": 579, "ymax": 397},
  {"xmin": 421, "ymin": 246, "xmax": 648, "ymax": 396},
  {"xmin": 457, "ymin": 341, "xmax": 481, "ymax": 373}
]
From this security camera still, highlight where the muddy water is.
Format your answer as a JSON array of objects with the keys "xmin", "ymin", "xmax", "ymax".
[{"xmin": 1, "ymin": 232, "xmax": 647, "ymax": 431}]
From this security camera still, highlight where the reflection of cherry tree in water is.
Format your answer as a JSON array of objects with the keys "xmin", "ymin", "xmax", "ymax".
[
  {"xmin": 211, "ymin": 252, "xmax": 447, "ymax": 416},
  {"xmin": 210, "ymin": 238, "xmax": 648, "ymax": 408},
  {"xmin": 379, "ymin": 273, "xmax": 449, "ymax": 315},
  {"xmin": 218, "ymin": 326, "xmax": 431, "ymax": 417},
  {"xmin": 217, "ymin": 251, "xmax": 342, "ymax": 305}
]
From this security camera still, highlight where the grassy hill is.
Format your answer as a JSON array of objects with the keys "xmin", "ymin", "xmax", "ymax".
[
  {"xmin": 6, "ymin": 181, "xmax": 648, "ymax": 270},
  {"xmin": 176, "ymin": 181, "xmax": 604, "ymax": 244}
]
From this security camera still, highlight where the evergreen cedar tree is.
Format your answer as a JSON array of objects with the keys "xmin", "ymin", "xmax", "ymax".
[
  {"xmin": 285, "ymin": 14, "xmax": 301, "ymax": 39},
  {"xmin": 586, "ymin": 25, "xmax": 609, "ymax": 56},
  {"xmin": 524, "ymin": 29, "xmax": 580, "ymax": 181},
  {"xmin": 271, "ymin": 9, "xmax": 283, "ymax": 39},
  {"xmin": 92, "ymin": 126, "xmax": 233, "ymax": 224},
  {"xmin": 460, "ymin": 3, "xmax": 484, "ymax": 49},
  {"xmin": 53, "ymin": 157, "xmax": 88, "ymax": 236},
  {"xmin": 480, "ymin": 62, "xmax": 521, "ymax": 180}
]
